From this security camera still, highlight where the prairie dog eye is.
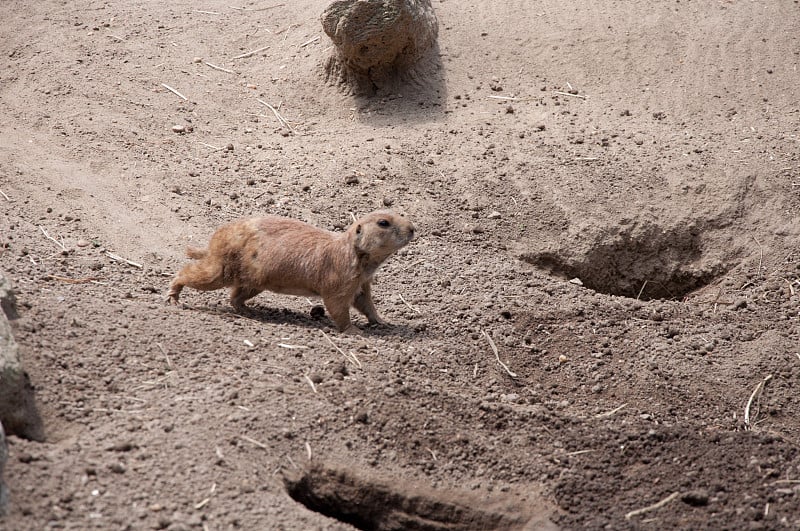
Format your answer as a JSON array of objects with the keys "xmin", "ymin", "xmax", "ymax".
[{"xmin": 377, "ymin": 219, "xmax": 391, "ymax": 228}]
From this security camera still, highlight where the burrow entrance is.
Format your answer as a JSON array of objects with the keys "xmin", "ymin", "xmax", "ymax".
[
  {"xmin": 284, "ymin": 463, "xmax": 552, "ymax": 531},
  {"xmin": 521, "ymin": 222, "xmax": 733, "ymax": 300}
]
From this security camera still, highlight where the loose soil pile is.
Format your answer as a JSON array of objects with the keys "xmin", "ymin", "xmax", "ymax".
[{"xmin": 1, "ymin": 0, "xmax": 799, "ymax": 529}]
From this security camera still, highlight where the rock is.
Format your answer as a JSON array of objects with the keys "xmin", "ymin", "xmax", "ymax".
[
  {"xmin": 171, "ymin": 124, "xmax": 186, "ymax": 134},
  {"xmin": 321, "ymin": 0, "xmax": 438, "ymax": 89},
  {"xmin": 0, "ymin": 272, "xmax": 45, "ymax": 442},
  {"xmin": 0, "ymin": 422, "xmax": 7, "ymax": 516},
  {"xmin": 681, "ymin": 490, "xmax": 709, "ymax": 507},
  {"xmin": 0, "ymin": 274, "xmax": 17, "ymax": 321}
]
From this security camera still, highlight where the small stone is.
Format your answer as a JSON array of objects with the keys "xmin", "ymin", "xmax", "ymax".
[
  {"xmin": 171, "ymin": 124, "xmax": 185, "ymax": 134},
  {"xmin": 681, "ymin": 490, "xmax": 709, "ymax": 507},
  {"xmin": 109, "ymin": 462, "xmax": 126, "ymax": 474},
  {"xmin": 569, "ymin": 278, "xmax": 583, "ymax": 286},
  {"xmin": 558, "ymin": 354, "xmax": 568, "ymax": 363},
  {"xmin": 192, "ymin": 57, "xmax": 203, "ymax": 63},
  {"xmin": 382, "ymin": 197, "xmax": 394, "ymax": 207},
  {"xmin": 487, "ymin": 211, "xmax": 501, "ymax": 220},
  {"xmin": 76, "ymin": 239, "xmax": 90, "ymax": 248},
  {"xmin": 225, "ymin": 143, "xmax": 234, "ymax": 151},
  {"xmin": 345, "ymin": 175, "xmax": 359, "ymax": 185},
  {"xmin": 634, "ymin": 136, "xmax": 645, "ymax": 145},
  {"xmin": 384, "ymin": 387, "xmax": 396, "ymax": 397}
]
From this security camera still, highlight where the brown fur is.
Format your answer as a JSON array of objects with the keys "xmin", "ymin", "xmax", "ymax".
[{"xmin": 167, "ymin": 210, "xmax": 415, "ymax": 333}]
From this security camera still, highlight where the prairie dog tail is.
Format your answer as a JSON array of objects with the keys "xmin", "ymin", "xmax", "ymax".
[{"xmin": 186, "ymin": 246, "xmax": 208, "ymax": 260}]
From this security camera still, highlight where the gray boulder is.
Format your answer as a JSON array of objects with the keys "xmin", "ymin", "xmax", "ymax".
[
  {"xmin": 0, "ymin": 421, "xmax": 7, "ymax": 516},
  {"xmin": 0, "ymin": 272, "xmax": 44, "ymax": 442}
]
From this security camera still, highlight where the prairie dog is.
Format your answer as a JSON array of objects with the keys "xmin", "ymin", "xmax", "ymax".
[{"xmin": 167, "ymin": 210, "xmax": 415, "ymax": 333}]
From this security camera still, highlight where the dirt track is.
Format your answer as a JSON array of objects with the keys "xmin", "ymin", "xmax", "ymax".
[{"xmin": 1, "ymin": 0, "xmax": 799, "ymax": 529}]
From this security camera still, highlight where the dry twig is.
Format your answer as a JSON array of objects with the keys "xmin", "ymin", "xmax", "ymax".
[
  {"xmin": 304, "ymin": 374, "xmax": 318, "ymax": 393},
  {"xmin": 299, "ymin": 36, "xmax": 320, "ymax": 47},
  {"xmin": 47, "ymin": 275, "xmax": 105, "ymax": 284},
  {"xmin": 239, "ymin": 434, "xmax": 268, "ymax": 449},
  {"xmin": 194, "ymin": 498, "xmax": 210, "ymax": 510},
  {"xmin": 625, "ymin": 492, "xmax": 680, "ymax": 519},
  {"xmin": 277, "ymin": 343, "xmax": 308, "ymax": 350},
  {"xmin": 39, "ymin": 225, "xmax": 67, "ymax": 252},
  {"xmin": 752, "ymin": 235, "xmax": 764, "ymax": 279},
  {"xmin": 595, "ymin": 403, "xmax": 628, "ymax": 419},
  {"xmin": 0, "ymin": 189, "xmax": 9, "ymax": 201},
  {"xmin": 257, "ymin": 99, "xmax": 294, "ymax": 133},
  {"xmin": 398, "ymin": 293, "xmax": 421, "ymax": 313},
  {"xmin": 233, "ymin": 45, "xmax": 270, "ymax": 59},
  {"xmin": 744, "ymin": 374, "xmax": 772, "ymax": 429},
  {"xmin": 156, "ymin": 342, "xmax": 172, "ymax": 370},
  {"xmin": 105, "ymin": 251, "xmax": 143, "ymax": 269},
  {"xmin": 161, "ymin": 83, "xmax": 188, "ymax": 101},
  {"xmin": 203, "ymin": 61, "xmax": 236, "ymax": 74},
  {"xmin": 481, "ymin": 329, "xmax": 517, "ymax": 377},
  {"xmin": 321, "ymin": 330, "xmax": 361, "ymax": 368},
  {"xmin": 553, "ymin": 90, "xmax": 587, "ymax": 99}
]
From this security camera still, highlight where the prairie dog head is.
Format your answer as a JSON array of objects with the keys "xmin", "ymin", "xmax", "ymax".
[{"xmin": 349, "ymin": 210, "xmax": 415, "ymax": 264}]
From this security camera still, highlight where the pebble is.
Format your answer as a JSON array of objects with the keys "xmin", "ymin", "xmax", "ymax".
[
  {"xmin": 681, "ymin": 490, "xmax": 709, "ymax": 507},
  {"xmin": 558, "ymin": 354, "xmax": 568, "ymax": 363},
  {"xmin": 382, "ymin": 197, "xmax": 394, "ymax": 207},
  {"xmin": 76, "ymin": 239, "xmax": 90, "ymax": 248},
  {"xmin": 345, "ymin": 175, "xmax": 359, "ymax": 185},
  {"xmin": 171, "ymin": 124, "xmax": 185, "ymax": 134},
  {"xmin": 192, "ymin": 57, "xmax": 203, "ymax": 63},
  {"xmin": 487, "ymin": 211, "xmax": 501, "ymax": 220}
]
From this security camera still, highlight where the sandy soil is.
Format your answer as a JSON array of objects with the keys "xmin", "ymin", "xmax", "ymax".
[{"xmin": 2, "ymin": 0, "xmax": 799, "ymax": 529}]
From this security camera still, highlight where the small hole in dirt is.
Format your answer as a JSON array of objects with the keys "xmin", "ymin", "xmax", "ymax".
[
  {"xmin": 284, "ymin": 463, "xmax": 540, "ymax": 531},
  {"xmin": 522, "ymin": 223, "xmax": 732, "ymax": 300}
]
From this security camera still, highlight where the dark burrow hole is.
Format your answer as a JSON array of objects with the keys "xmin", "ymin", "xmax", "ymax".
[
  {"xmin": 521, "ymin": 225, "xmax": 732, "ymax": 301},
  {"xmin": 284, "ymin": 463, "xmax": 540, "ymax": 531}
]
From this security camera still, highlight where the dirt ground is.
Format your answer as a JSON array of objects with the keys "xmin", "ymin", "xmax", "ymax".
[{"xmin": 2, "ymin": 0, "xmax": 800, "ymax": 529}]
